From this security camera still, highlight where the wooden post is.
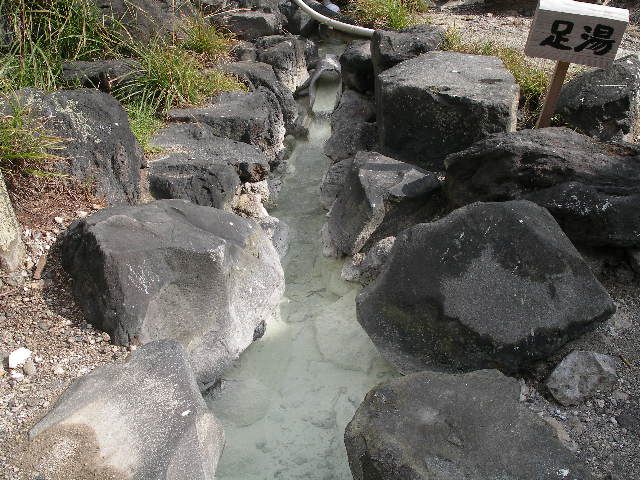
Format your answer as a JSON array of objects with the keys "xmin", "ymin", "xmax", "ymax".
[{"xmin": 535, "ymin": 60, "xmax": 570, "ymax": 129}]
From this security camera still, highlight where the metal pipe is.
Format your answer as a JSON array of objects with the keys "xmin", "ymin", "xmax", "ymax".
[{"xmin": 290, "ymin": 0, "xmax": 375, "ymax": 38}]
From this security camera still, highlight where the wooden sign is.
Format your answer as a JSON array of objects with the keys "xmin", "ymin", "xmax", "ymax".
[{"xmin": 525, "ymin": 0, "xmax": 629, "ymax": 69}]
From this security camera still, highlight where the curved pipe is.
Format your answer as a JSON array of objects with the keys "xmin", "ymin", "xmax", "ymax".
[{"xmin": 290, "ymin": 0, "xmax": 375, "ymax": 38}]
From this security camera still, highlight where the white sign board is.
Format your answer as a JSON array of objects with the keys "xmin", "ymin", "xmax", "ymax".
[{"xmin": 525, "ymin": 0, "xmax": 629, "ymax": 68}]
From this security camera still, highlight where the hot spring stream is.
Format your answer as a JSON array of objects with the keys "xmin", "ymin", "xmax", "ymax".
[{"xmin": 206, "ymin": 44, "xmax": 397, "ymax": 480}]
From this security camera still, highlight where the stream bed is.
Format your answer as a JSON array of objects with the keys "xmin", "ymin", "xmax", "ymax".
[{"xmin": 207, "ymin": 55, "xmax": 397, "ymax": 480}]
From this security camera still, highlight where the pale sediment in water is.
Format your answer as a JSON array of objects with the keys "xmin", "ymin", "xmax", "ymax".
[{"xmin": 207, "ymin": 71, "xmax": 397, "ymax": 480}]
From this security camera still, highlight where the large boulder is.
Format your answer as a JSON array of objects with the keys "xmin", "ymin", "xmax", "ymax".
[
  {"xmin": 320, "ymin": 157, "xmax": 354, "ymax": 210},
  {"xmin": 557, "ymin": 54, "xmax": 640, "ymax": 142},
  {"xmin": 61, "ymin": 200, "xmax": 284, "ymax": 387},
  {"xmin": 345, "ymin": 369, "xmax": 593, "ymax": 480},
  {"xmin": 220, "ymin": 60, "xmax": 298, "ymax": 130},
  {"xmin": 167, "ymin": 87, "xmax": 286, "ymax": 160},
  {"xmin": 149, "ymin": 122, "xmax": 272, "ymax": 182},
  {"xmin": 324, "ymin": 151, "xmax": 443, "ymax": 256},
  {"xmin": 254, "ymin": 35, "xmax": 309, "ymax": 92},
  {"xmin": 0, "ymin": 172, "xmax": 25, "ymax": 272},
  {"xmin": 342, "ymin": 236, "xmax": 395, "ymax": 285},
  {"xmin": 371, "ymin": 24, "xmax": 445, "ymax": 75},
  {"xmin": 324, "ymin": 89, "xmax": 377, "ymax": 162},
  {"xmin": 23, "ymin": 340, "xmax": 224, "ymax": 479},
  {"xmin": 376, "ymin": 52, "xmax": 519, "ymax": 170},
  {"xmin": 445, "ymin": 127, "xmax": 640, "ymax": 248},
  {"xmin": 356, "ymin": 200, "xmax": 615, "ymax": 374},
  {"xmin": 212, "ymin": 11, "xmax": 282, "ymax": 40},
  {"xmin": 94, "ymin": 0, "xmax": 196, "ymax": 42},
  {"xmin": 340, "ymin": 40, "xmax": 374, "ymax": 94},
  {"xmin": 4, "ymin": 89, "xmax": 142, "ymax": 205},
  {"xmin": 148, "ymin": 153, "xmax": 240, "ymax": 210}
]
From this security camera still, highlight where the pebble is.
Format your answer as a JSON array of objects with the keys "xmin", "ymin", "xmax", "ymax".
[
  {"xmin": 53, "ymin": 365, "xmax": 65, "ymax": 375},
  {"xmin": 54, "ymin": 216, "xmax": 64, "ymax": 225},
  {"xmin": 8, "ymin": 347, "xmax": 32, "ymax": 369}
]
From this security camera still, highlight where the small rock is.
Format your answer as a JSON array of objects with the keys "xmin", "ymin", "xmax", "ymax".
[
  {"xmin": 8, "ymin": 347, "xmax": 31, "ymax": 369},
  {"xmin": 10, "ymin": 370, "xmax": 24, "ymax": 381},
  {"xmin": 547, "ymin": 350, "xmax": 618, "ymax": 406},
  {"xmin": 54, "ymin": 216, "xmax": 64, "ymax": 224},
  {"xmin": 53, "ymin": 365, "xmax": 65, "ymax": 375},
  {"xmin": 22, "ymin": 358, "xmax": 36, "ymax": 376}
]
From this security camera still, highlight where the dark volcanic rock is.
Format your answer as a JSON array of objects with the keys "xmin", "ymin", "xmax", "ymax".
[
  {"xmin": 149, "ymin": 122, "xmax": 271, "ymax": 182},
  {"xmin": 320, "ymin": 157, "xmax": 354, "ymax": 210},
  {"xmin": 254, "ymin": 35, "xmax": 309, "ymax": 92},
  {"xmin": 4, "ymin": 88, "xmax": 142, "ymax": 205},
  {"xmin": 230, "ymin": 40, "xmax": 257, "ymax": 61},
  {"xmin": 445, "ymin": 127, "xmax": 640, "ymax": 248},
  {"xmin": 149, "ymin": 153, "xmax": 240, "ymax": 210},
  {"xmin": 213, "ymin": 11, "xmax": 282, "ymax": 40},
  {"xmin": 558, "ymin": 54, "xmax": 640, "ymax": 142},
  {"xmin": 376, "ymin": 51, "xmax": 518, "ymax": 170},
  {"xmin": 61, "ymin": 200, "xmax": 284, "ymax": 386},
  {"xmin": 345, "ymin": 369, "xmax": 593, "ymax": 480},
  {"xmin": 340, "ymin": 40, "xmax": 374, "ymax": 94},
  {"xmin": 356, "ymin": 200, "xmax": 615, "ymax": 374},
  {"xmin": 60, "ymin": 59, "xmax": 140, "ymax": 92},
  {"xmin": 371, "ymin": 24, "xmax": 445, "ymax": 75},
  {"xmin": 342, "ymin": 236, "xmax": 395, "ymax": 285},
  {"xmin": 27, "ymin": 340, "xmax": 224, "ymax": 479},
  {"xmin": 324, "ymin": 151, "xmax": 443, "ymax": 256},
  {"xmin": 167, "ymin": 88, "xmax": 285, "ymax": 160}
]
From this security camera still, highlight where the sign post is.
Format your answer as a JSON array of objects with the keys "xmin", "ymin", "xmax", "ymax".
[{"xmin": 524, "ymin": 0, "xmax": 629, "ymax": 128}]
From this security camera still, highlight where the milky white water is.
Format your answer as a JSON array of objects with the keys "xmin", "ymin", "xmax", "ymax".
[{"xmin": 207, "ymin": 63, "xmax": 397, "ymax": 480}]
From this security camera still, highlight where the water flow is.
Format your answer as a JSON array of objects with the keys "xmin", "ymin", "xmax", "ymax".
[{"xmin": 207, "ymin": 74, "xmax": 396, "ymax": 480}]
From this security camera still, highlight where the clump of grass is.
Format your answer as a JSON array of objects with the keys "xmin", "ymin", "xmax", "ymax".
[
  {"xmin": 0, "ymin": 97, "xmax": 64, "ymax": 187},
  {"xmin": 347, "ymin": 0, "xmax": 430, "ymax": 30},
  {"xmin": 125, "ymin": 98, "xmax": 164, "ymax": 153},
  {"xmin": 442, "ymin": 26, "xmax": 550, "ymax": 126},
  {"xmin": 179, "ymin": 16, "xmax": 234, "ymax": 62},
  {"xmin": 117, "ymin": 42, "xmax": 246, "ymax": 112}
]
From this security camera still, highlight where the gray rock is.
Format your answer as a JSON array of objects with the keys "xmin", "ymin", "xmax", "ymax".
[
  {"xmin": 445, "ymin": 127, "xmax": 640, "ymax": 248},
  {"xmin": 325, "ymin": 151, "xmax": 443, "ymax": 256},
  {"xmin": 167, "ymin": 88, "xmax": 286, "ymax": 160},
  {"xmin": 342, "ymin": 236, "xmax": 395, "ymax": 285},
  {"xmin": 27, "ymin": 340, "xmax": 224, "ymax": 479},
  {"xmin": 345, "ymin": 369, "xmax": 593, "ymax": 480},
  {"xmin": 254, "ymin": 35, "xmax": 309, "ymax": 92},
  {"xmin": 149, "ymin": 122, "xmax": 272, "ymax": 182},
  {"xmin": 287, "ymin": 7, "xmax": 317, "ymax": 36},
  {"xmin": 356, "ymin": 200, "xmax": 615, "ymax": 374},
  {"xmin": 230, "ymin": 40, "xmax": 257, "ymax": 61},
  {"xmin": 61, "ymin": 200, "xmax": 284, "ymax": 386},
  {"xmin": 259, "ymin": 215, "xmax": 290, "ymax": 258},
  {"xmin": 377, "ymin": 51, "xmax": 518, "ymax": 170},
  {"xmin": 320, "ymin": 157, "xmax": 354, "ymax": 210},
  {"xmin": 60, "ymin": 59, "xmax": 140, "ymax": 91},
  {"xmin": 213, "ymin": 11, "xmax": 282, "ymax": 40},
  {"xmin": 148, "ymin": 153, "xmax": 240, "ymax": 210},
  {"xmin": 340, "ymin": 40, "xmax": 374, "ymax": 94},
  {"xmin": 558, "ymin": 54, "xmax": 640, "ymax": 142},
  {"xmin": 324, "ymin": 89, "xmax": 377, "ymax": 162},
  {"xmin": 221, "ymin": 60, "xmax": 298, "ymax": 130},
  {"xmin": 0, "ymin": 172, "xmax": 25, "ymax": 272},
  {"xmin": 546, "ymin": 350, "xmax": 618, "ymax": 406},
  {"xmin": 3, "ymin": 89, "xmax": 142, "ymax": 205},
  {"xmin": 94, "ymin": 0, "xmax": 196, "ymax": 42},
  {"xmin": 371, "ymin": 24, "xmax": 445, "ymax": 75},
  {"xmin": 628, "ymin": 249, "xmax": 640, "ymax": 274}
]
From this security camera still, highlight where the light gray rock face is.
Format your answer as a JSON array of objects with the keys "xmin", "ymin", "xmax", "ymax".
[
  {"xmin": 325, "ymin": 151, "xmax": 442, "ymax": 256},
  {"xmin": 356, "ymin": 200, "xmax": 615, "ymax": 374},
  {"xmin": 150, "ymin": 121, "xmax": 272, "ymax": 183},
  {"xmin": 0, "ymin": 172, "xmax": 25, "ymax": 272},
  {"xmin": 557, "ymin": 54, "xmax": 640, "ymax": 142},
  {"xmin": 167, "ymin": 88, "xmax": 285, "ymax": 160},
  {"xmin": 254, "ymin": 35, "xmax": 309, "ymax": 92},
  {"xmin": 259, "ymin": 215, "xmax": 290, "ymax": 258},
  {"xmin": 340, "ymin": 40, "xmax": 374, "ymax": 94},
  {"xmin": 376, "ymin": 51, "xmax": 519, "ymax": 170},
  {"xmin": 324, "ymin": 90, "xmax": 377, "ymax": 162},
  {"xmin": 320, "ymin": 157, "xmax": 354, "ymax": 210},
  {"xmin": 148, "ymin": 153, "xmax": 240, "ymax": 210},
  {"xmin": 27, "ymin": 340, "xmax": 224, "ymax": 480},
  {"xmin": 345, "ymin": 369, "xmax": 593, "ymax": 480},
  {"xmin": 371, "ymin": 24, "xmax": 445, "ymax": 75},
  {"xmin": 3, "ymin": 89, "xmax": 142, "ymax": 205},
  {"xmin": 445, "ymin": 127, "xmax": 640, "ymax": 248},
  {"xmin": 220, "ymin": 60, "xmax": 298, "ymax": 130},
  {"xmin": 61, "ymin": 200, "xmax": 284, "ymax": 387},
  {"xmin": 213, "ymin": 11, "xmax": 282, "ymax": 40},
  {"xmin": 546, "ymin": 350, "xmax": 618, "ymax": 406},
  {"xmin": 342, "ymin": 236, "xmax": 395, "ymax": 285}
]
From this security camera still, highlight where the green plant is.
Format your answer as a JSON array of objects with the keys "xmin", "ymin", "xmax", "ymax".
[
  {"xmin": 125, "ymin": 98, "xmax": 164, "ymax": 153},
  {"xmin": 117, "ymin": 42, "xmax": 246, "ymax": 112},
  {"xmin": 442, "ymin": 26, "xmax": 550, "ymax": 126},
  {"xmin": 348, "ymin": 0, "xmax": 429, "ymax": 30},
  {"xmin": 0, "ymin": 97, "xmax": 64, "ymax": 186},
  {"xmin": 179, "ymin": 16, "xmax": 234, "ymax": 62}
]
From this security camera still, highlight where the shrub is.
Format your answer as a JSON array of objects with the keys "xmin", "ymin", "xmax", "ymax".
[{"xmin": 348, "ymin": 0, "xmax": 430, "ymax": 30}]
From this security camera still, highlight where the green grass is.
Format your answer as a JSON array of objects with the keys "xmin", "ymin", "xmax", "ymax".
[
  {"xmin": 442, "ymin": 26, "xmax": 550, "ymax": 126},
  {"xmin": 347, "ymin": 0, "xmax": 430, "ymax": 30},
  {"xmin": 125, "ymin": 98, "xmax": 164, "ymax": 154},
  {"xmin": 179, "ymin": 16, "xmax": 234, "ymax": 62},
  {"xmin": 0, "ymin": 96, "xmax": 65, "ymax": 186}
]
